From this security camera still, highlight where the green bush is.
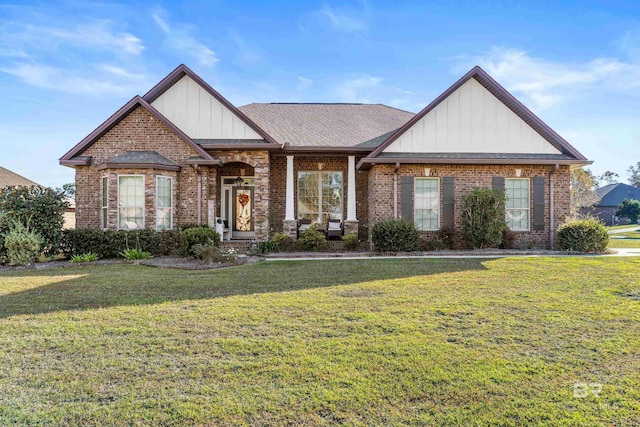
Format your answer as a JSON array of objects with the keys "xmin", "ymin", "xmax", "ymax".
[
  {"xmin": 120, "ymin": 248, "xmax": 152, "ymax": 260},
  {"xmin": 192, "ymin": 244, "xmax": 238, "ymax": 263},
  {"xmin": 342, "ymin": 233, "xmax": 359, "ymax": 251},
  {"xmin": 70, "ymin": 252, "xmax": 99, "ymax": 263},
  {"xmin": 0, "ymin": 186, "xmax": 68, "ymax": 257},
  {"xmin": 4, "ymin": 221, "xmax": 43, "ymax": 265},
  {"xmin": 557, "ymin": 217, "xmax": 608, "ymax": 253},
  {"xmin": 61, "ymin": 229, "xmax": 182, "ymax": 259},
  {"xmin": 461, "ymin": 188, "xmax": 506, "ymax": 249},
  {"xmin": 616, "ymin": 199, "xmax": 640, "ymax": 224},
  {"xmin": 371, "ymin": 219, "xmax": 420, "ymax": 252},
  {"xmin": 500, "ymin": 227, "xmax": 517, "ymax": 249},
  {"xmin": 421, "ymin": 227, "xmax": 455, "ymax": 251},
  {"xmin": 258, "ymin": 241, "xmax": 279, "ymax": 254},
  {"xmin": 299, "ymin": 224, "xmax": 326, "ymax": 251},
  {"xmin": 180, "ymin": 227, "xmax": 220, "ymax": 256},
  {"xmin": 271, "ymin": 232, "xmax": 296, "ymax": 252}
]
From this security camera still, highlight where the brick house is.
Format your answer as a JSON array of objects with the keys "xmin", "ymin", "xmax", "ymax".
[
  {"xmin": 591, "ymin": 183, "xmax": 640, "ymax": 226},
  {"xmin": 60, "ymin": 64, "xmax": 591, "ymax": 248}
]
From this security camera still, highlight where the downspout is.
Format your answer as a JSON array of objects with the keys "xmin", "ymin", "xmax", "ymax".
[
  {"xmin": 194, "ymin": 164, "xmax": 202, "ymax": 224},
  {"xmin": 393, "ymin": 162, "xmax": 400, "ymax": 218},
  {"xmin": 549, "ymin": 164, "xmax": 557, "ymax": 249}
]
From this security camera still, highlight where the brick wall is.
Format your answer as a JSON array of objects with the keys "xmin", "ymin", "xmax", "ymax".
[
  {"xmin": 367, "ymin": 163, "xmax": 571, "ymax": 249},
  {"xmin": 75, "ymin": 106, "xmax": 209, "ymax": 229},
  {"xmin": 269, "ymin": 154, "xmax": 369, "ymax": 239}
]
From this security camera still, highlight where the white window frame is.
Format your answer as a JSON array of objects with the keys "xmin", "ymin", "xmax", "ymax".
[
  {"xmin": 505, "ymin": 178, "xmax": 530, "ymax": 231},
  {"xmin": 155, "ymin": 176, "xmax": 173, "ymax": 231},
  {"xmin": 297, "ymin": 171, "xmax": 343, "ymax": 224},
  {"xmin": 101, "ymin": 176, "xmax": 109, "ymax": 230},
  {"xmin": 117, "ymin": 174, "xmax": 145, "ymax": 230},
  {"xmin": 414, "ymin": 177, "xmax": 440, "ymax": 231}
]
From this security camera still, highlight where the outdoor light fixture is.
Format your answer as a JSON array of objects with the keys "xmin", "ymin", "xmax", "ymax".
[{"xmin": 235, "ymin": 176, "xmax": 244, "ymax": 188}]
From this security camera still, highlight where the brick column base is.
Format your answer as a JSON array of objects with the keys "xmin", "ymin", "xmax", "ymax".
[
  {"xmin": 283, "ymin": 219, "xmax": 297, "ymax": 238},
  {"xmin": 344, "ymin": 220, "xmax": 359, "ymax": 236}
]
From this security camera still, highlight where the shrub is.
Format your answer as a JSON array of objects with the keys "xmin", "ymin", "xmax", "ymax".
[
  {"xmin": 258, "ymin": 241, "xmax": 279, "ymax": 254},
  {"xmin": 192, "ymin": 244, "xmax": 238, "ymax": 263},
  {"xmin": 0, "ymin": 186, "xmax": 68, "ymax": 257},
  {"xmin": 271, "ymin": 232, "xmax": 296, "ymax": 252},
  {"xmin": 501, "ymin": 227, "xmax": 517, "ymax": 249},
  {"xmin": 180, "ymin": 227, "xmax": 220, "ymax": 256},
  {"xmin": 120, "ymin": 249, "xmax": 152, "ymax": 260},
  {"xmin": 557, "ymin": 217, "xmax": 608, "ymax": 253},
  {"xmin": 371, "ymin": 219, "xmax": 420, "ymax": 252},
  {"xmin": 421, "ymin": 227, "xmax": 455, "ymax": 251},
  {"xmin": 3, "ymin": 221, "xmax": 43, "ymax": 265},
  {"xmin": 342, "ymin": 233, "xmax": 359, "ymax": 251},
  {"xmin": 461, "ymin": 188, "xmax": 506, "ymax": 249},
  {"xmin": 616, "ymin": 199, "xmax": 640, "ymax": 224},
  {"xmin": 61, "ymin": 229, "xmax": 183, "ymax": 259},
  {"xmin": 70, "ymin": 252, "xmax": 99, "ymax": 263},
  {"xmin": 299, "ymin": 224, "xmax": 327, "ymax": 251}
]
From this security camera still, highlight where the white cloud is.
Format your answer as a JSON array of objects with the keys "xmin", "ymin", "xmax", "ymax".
[
  {"xmin": 456, "ymin": 47, "xmax": 637, "ymax": 111},
  {"xmin": 316, "ymin": 1, "xmax": 371, "ymax": 34},
  {"xmin": 333, "ymin": 74, "xmax": 382, "ymax": 102},
  {"xmin": 152, "ymin": 11, "xmax": 218, "ymax": 67}
]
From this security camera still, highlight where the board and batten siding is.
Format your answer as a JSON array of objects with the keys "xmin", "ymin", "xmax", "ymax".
[
  {"xmin": 383, "ymin": 79, "xmax": 561, "ymax": 155},
  {"xmin": 151, "ymin": 75, "xmax": 263, "ymax": 140}
]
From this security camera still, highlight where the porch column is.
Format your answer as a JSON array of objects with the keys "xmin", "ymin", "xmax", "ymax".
[
  {"xmin": 345, "ymin": 155, "xmax": 359, "ymax": 235},
  {"xmin": 283, "ymin": 155, "xmax": 297, "ymax": 237}
]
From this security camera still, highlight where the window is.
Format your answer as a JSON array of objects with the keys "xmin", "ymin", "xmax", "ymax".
[
  {"xmin": 118, "ymin": 175, "xmax": 144, "ymax": 230},
  {"xmin": 506, "ymin": 178, "xmax": 530, "ymax": 231},
  {"xmin": 414, "ymin": 178, "xmax": 440, "ymax": 231},
  {"xmin": 156, "ymin": 176, "xmax": 173, "ymax": 230},
  {"xmin": 297, "ymin": 171, "xmax": 343, "ymax": 224},
  {"xmin": 101, "ymin": 176, "xmax": 108, "ymax": 230}
]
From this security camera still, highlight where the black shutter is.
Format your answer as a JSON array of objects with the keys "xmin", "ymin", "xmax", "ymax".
[
  {"xmin": 533, "ymin": 176, "xmax": 545, "ymax": 231},
  {"xmin": 401, "ymin": 176, "xmax": 414, "ymax": 221},
  {"xmin": 442, "ymin": 177, "xmax": 455, "ymax": 229},
  {"xmin": 492, "ymin": 176, "xmax": 505, "ymax": 194}
]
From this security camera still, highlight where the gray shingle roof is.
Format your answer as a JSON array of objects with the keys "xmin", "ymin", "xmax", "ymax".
[
  {"xmin": 595, "ymin": 183, "xmax": 640, "ymax": 207},
  {"xmin": 0, "ymin": 166, "xmax": 40, "ymax": 188},
  {"xmin": 375, "ymin": 153, "xmax": 577, "ymax": 160},
  {"xmin": 238, "ymin": 103, "xmax": 415, "ymax": 148}
]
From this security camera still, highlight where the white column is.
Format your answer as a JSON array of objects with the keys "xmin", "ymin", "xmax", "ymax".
[
  {"xmin": 285, "ymin": 155, "xmax": 295, "ymax": 221},
  {"xmin": 347, "ymin": 155, "xmax": 357, "ymax": 221}
]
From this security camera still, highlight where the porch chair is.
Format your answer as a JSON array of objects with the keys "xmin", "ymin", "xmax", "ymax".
[
  {"xmin": 297, "ymin": 218, "xmax": 312, "ymax": 238},
  {"xmin": 326, "ymin": 219, "xmax": 343, "ymax": 240}
]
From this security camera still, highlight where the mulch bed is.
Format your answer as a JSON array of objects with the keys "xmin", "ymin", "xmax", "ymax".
[{"xmin": 139, "ymin": 256, "xmax": 262, "ymax": 270}]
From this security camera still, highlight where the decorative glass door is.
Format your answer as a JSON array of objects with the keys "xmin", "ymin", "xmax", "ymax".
[{"xmin": 232, "ymin": 187, "xmax": 254, "ymax": 232}]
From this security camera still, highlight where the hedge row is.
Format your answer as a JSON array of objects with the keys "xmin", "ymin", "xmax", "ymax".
[{"xmin": 61, "ymin": 226, "xmax": 220, "ymax": 259}]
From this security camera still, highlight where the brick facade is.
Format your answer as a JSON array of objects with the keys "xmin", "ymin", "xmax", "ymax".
[
  {"xmin": 367, "ymin": 164, "xmax": 571, "ymax": 249},
  {"xmin": 76, "ymin": 107, "xmax": 207, "ymax": 229}
]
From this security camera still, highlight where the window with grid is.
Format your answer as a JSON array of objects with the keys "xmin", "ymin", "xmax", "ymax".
[
  {"xmin": 414, "ymin": 178, "xmax": 440, "ymax": 231},
  {"xmin": 118, "ymin": 175, "xmax": 144, "ymax": 230},
  {"xmin": 505, "ymin": 178, "xmax": 530, "ymax": 231},
  {"xmin": 156, "ymin": 176, "xmax": 173, "ymax": 230},
  {"xmin": 297, "ymin": 171, "xmax": 343, "ymax": 225},
  {"xmin": 101, "ymin": 176, "xmax": 108, "ymax": 229}
]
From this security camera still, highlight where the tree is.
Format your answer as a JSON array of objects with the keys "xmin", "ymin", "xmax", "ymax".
[
  {"xmin": 460, "ymin": 188, "xmax": 506, "ymax": 248},
  {"xmin": 0, "ymin": 186, "xmax": 68, "ymax": 257},
  {"xmin": 597, "ymin": 170, "xmax": 620, "ymax": 186},
  {"xmin": 616, "ymin": 199, "xmax": 640, "ymax": 224},
  {"xmin": 627, "ymin": 162, "xmax": 640, "ymax": 188},
  {"xmin": 62, "ymin": 183, "xmax": 76, "ymax": 198},
  {"xmin": 570, "ymin": 168, "xmax": 598, "ymax": 217}
]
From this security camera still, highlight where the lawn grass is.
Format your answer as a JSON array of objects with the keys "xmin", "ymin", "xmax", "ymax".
[
  {"xmin": 0, "ymin": 258, "xmax": 639, "ymax": 426},
  {"xmin": 606, "ymin": 224, "xmax": 640, "ymax": 231},
  {"xmin": 608, "ymin": 229, "xmax": 640, "ymax": 248}
]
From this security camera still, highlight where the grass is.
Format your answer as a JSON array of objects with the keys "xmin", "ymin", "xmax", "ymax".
[
  {"xmin": 609, "ymin": 228, "xmax": 640, "ymax": 248},
  {"xmin": 0, "ymin": 258, "xmax": 639, "ymax": 426},
  {"xmin": 606, "ymin": 224, "xmax": 640, "ymax": 231}
]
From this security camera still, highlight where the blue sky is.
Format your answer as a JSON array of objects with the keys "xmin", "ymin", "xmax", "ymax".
[{"xmin": 0, "ymin": 0, "xmax": 639, "ymax": 188}]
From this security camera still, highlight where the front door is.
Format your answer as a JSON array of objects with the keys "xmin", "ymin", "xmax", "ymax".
[{"xmin": 232, "ymin": 187, "xmax": 254, "ymax": 237}]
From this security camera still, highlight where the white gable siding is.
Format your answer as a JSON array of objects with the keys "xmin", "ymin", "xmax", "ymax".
[
  {"xmin": 383, "ymin": 79, "xmax": 561, "ymax": 154},
  {"xmin": 151, "ymin": 76, "xmax": 263, "ymax": 140}
]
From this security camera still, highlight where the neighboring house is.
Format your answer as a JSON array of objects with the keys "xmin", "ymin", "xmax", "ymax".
[
  {"xmin": 60, "ymin": 64, "xmax": 591, "ymax": 248},
  {"xmin": 0, "ymin": 166, "xmax": 40, "ymax": 188},
  {"xmin": 592, "ymin": 183, "xmax": 640, "ymax": 225}
]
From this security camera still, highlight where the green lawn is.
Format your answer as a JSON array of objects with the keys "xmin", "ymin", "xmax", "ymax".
[
  {"xmin": 1, "ymin": 258, "xmax": 639, "ymax": 426},
  {"xmin": 606, "ymin": 224, "xmax": 640, "ymax": 231},
  {"xmin": 608, "ymin": 228, "xmax": 640, "ymax": 248}
]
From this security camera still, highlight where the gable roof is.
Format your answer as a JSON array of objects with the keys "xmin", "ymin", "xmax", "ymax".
[
  {"xmin": 59, "ymin": 96, "xmax": 216, "ymax": 166},
  {"xmin": 96, "ymin": 151, "xmax": 181, "ymax": 171},
  {"xmin": 364, "ymin": 66, "xmax": 589, "ymax": 165},
  {"xmin": 238, "ymin": 103, "xmax": 414, "ymax": 149},
  {"xmin": 0, "ymin": 166, "xmax": 40, "ymax": 187},
  {"xmin": 595, "ymin": 183, "xmax": 640, "ymax": 207},
  {"xmin": 143, "ymin": 64, "xmax": 278, "ymax": 145}
]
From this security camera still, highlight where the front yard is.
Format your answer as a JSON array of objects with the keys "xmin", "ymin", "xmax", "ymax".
[
  {"xmin": 608, "ymin": 226, "xmax": 640, "ymax": 248},
  {"xmin": 0, "ymin": 258, "xmax": 638, "ymax": 426}
]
